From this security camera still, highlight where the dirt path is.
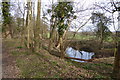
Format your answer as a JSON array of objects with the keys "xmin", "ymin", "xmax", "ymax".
[{"xmin": 2, "ymin": 43, "xmax": 20, "ymax": 78}]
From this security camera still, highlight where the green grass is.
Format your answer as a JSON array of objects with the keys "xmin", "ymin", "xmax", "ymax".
[
  {"xmin": 104, "ymin": 36, "xmax": 114, "ymax": 42},
  {"xmin": 67, "ymin": 59, "xmax": 113, "ymax": 78},
  {"xmin": 15, "ymin": 51, "xmax": 113, "ymax": 78},
  {"xmin": 82, "ymin": 64, "xmax": 93, "ymax": 70},
  {"xmin": 16, "ymin": 46, "xmax": 23, "ymax": 49},
  {"xmin": 12, "ymin": 49, "xmax": 63, "ymax": 78},
  {"xmin": 68, "ymin": 34, "xmax": 96, "ymax": 40},
  {"xmin": 95, "ymin": 75, "xmax": 106, "ymax": 78},
  {"xmin": 3, "ymin": 39, "xmax": 114, "ymax": 78},
  {"xmin": 16, "ymin": 54, "xmax": 48, "ymax": 78},
  {"xmin": 11, "ymin": 51, "xmax": 30, "ymax": 56},
  {"xmin": 67, "ymin": 33, "xmax": 115, "ymax": 43},
  {"xmin": 51, "ymin": 61, "xmax": 58, "ymax": 65}
]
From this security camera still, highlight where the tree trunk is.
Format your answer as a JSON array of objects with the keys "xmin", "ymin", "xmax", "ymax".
[
  {"xmin": 112, "ymin": 3, "xmax": 120, "ymax": 78},
  {"xmin": 112, "ymin": 31, "xmax": 120, "ymax": 79},
  {"xmin": 34, "ymin": 0, "xmax": 41, "ymax": 52},
  {"xmin": 48, "ymin": 0, "xmax": 56, "ymax": 51},
  {"xmin": 2, "ymin": 1, "xmax": 13, "ymax": 39},
  {"xmin": 8, "ymin": 24, "xmax": 14, "ymax": 38},
  {"xmin": 99, "ymin": 23, "xmax": 103, "ymax": 50},
  {"xmin": 27, "ymin": 2, "xmax": 30, "ymax": 49},
  {"xmin": 48, "ymin": 25, "xmax": 55, "ymax": 51},
  {"xmin": 26, "ymin": 1, "xmax": 33, "ymax": 49},
  {"xmin": 20, "ymin": 2, "xmax": 26, "ymax": 47},
  {"xmin": 59, "ymin": 36, "xmax": 64, "ymax": 58}
]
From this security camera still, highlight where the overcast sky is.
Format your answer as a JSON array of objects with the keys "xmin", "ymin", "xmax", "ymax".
[{"xmin": 0, "ymin": 0, "xmax": 119, "ymax": 32}]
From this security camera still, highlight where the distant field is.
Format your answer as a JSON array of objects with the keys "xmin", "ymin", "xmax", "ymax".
[
  {"xmin": 69, "ymin": 34, "xmax": 96, "ymax": 40},
  {"xmin": 67, "ymin": 33, "xmax": 114, "ymax": 42}
]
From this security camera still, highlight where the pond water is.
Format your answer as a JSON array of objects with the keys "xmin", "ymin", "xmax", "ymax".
[{"xmin": 66, "ymin": 47, "xmax": 95, "ymax": 62}]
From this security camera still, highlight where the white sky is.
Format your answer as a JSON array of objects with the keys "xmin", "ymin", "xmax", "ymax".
[{"xmin": 0, "ymin": 0, "xmax": 120, "ymax": 32}]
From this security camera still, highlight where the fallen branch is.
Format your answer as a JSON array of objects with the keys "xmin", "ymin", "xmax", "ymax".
[{"xmin": 64, "ymin": 56, "xmax": 95, "ymax": 62}]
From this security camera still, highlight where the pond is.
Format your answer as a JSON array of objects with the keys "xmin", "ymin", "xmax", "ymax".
[{"xmin": 66, "ymin": 47, "xmax": 95, "ymax": 62}]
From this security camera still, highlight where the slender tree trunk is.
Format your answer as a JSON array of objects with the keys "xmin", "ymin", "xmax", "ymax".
[
  {"xmin": 26, "ymin": 1, "xmax": 32, "ymax": 49},
  {"xmin": 27, "ymin": 2, "xmax": 30, "ymax": 49},
  {"xmin": 8, "ymin": 24, "xmax": 13, "ymax": 38},
  {"xmin": 59, "ymin": 36, "xmax": 64, "ymax": 58},
  {"xmin": 48, "ymin": 0, "xmax": 56, "ymax": 51},
  {"xmin": 20, "ymin": 2, "xmax": 26, "ymax": 47},
  {"xmin": 99, "ymin": 23, "xmax": 103, "ymax": 50},
  {"xmin": 48, "ymin": 25, "xmax": 55, "ymax": 51},
  {"xmin": 34, "ymin": 0, "xmax": 41, "ymax": 52}
]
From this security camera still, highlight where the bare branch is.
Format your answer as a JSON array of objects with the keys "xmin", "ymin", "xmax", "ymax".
[
  {"xmin": 94, "ymin": 4, "xmax": 113, "ymax": 13},
  {"xmin": 72, "ymin": 17, "xmax": 91, "ymax": 38}
]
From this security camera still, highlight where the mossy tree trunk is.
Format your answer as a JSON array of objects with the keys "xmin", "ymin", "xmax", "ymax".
[
  {"xmin": 59, "ymin": 36, "xmax": 65, "ymax": 58},
  {"xmin": 26, "ymin": 2, "xmax": 32, "ymax": 49},
  {"xmin": 2, "ymin": 1, "xmax": 13, "ymax": 38},
  {"xmin": 34, "ymin": 0, "xmax": 41, "ymax": 52},
  {"xmin": 26, "ymin": 1, "xmax": 34, "ymax": 50},
  {"xmin": 112, "ymin": 31, "xmax": 120, "ymax": 79}
]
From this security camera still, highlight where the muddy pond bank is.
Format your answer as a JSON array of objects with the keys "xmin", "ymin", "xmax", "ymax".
[{"xmin": 65, "ymin": 40, "xmax": 115, "ymax": 58}]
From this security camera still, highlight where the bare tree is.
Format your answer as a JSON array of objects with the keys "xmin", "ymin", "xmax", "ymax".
[
  {"xmin": 94, "ymin": 0, "xmax": 120, "ymax": 78},
  {"xmin": 112, "ymin": 1, "xmax": 120, "ymax": 79},
  {"xmin": 25, "ymin": 1, "xmax": 33, "ymax": 49},
  {"xmin": 33, "ymin": 0, "xmax": 41, "ymax": 52}
]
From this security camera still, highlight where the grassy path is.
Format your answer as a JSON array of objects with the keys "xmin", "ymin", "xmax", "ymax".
[{"xmin": 2, "ymin": 40, "xmax": 20, "ymax": 78}]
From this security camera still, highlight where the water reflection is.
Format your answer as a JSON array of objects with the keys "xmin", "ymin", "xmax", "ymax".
[{"xmin": 66, "ymin": 47, "xmax": 94, "ymax": 62}]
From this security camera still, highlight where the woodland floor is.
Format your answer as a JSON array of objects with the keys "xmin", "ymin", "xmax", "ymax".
[
  {"xmin": 2, "ymin": 39, "xmax": 114, "ymax": 78},
  {"xmin": 2, "ymin": 39, "xmax": 20, "ymax": 78}
]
